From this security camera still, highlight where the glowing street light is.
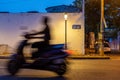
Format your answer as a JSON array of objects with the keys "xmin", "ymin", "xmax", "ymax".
[
  {"xmin": 64, "ymin": 13, "xmax": 68, "ymax": 50},
  {"xmin": 64, "ymin": 13, "xmax": 68, "ymax": 20}
]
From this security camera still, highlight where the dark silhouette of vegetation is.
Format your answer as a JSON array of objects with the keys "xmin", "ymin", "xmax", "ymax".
[{"xmin": 72, "ymin": 0, "xmax": 120, "ymax": 39}]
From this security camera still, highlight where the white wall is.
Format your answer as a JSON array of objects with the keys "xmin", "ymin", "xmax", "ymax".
[{"xmin": 0, "ymin": 13, "xmax": 85, "ymax": 55}]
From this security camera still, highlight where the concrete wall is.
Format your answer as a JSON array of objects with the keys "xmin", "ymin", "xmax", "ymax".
[{"xmin": 0, "ymin": 13, "xmax": 84, "ymax": 55}]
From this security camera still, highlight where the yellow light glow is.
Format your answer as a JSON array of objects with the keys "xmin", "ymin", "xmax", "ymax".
[{"xmin": 64, "ymin": 13, "xmax": 68, "ymax": 20}]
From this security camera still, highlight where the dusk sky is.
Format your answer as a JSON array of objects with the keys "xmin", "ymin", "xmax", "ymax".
[{"xmin": 0, "ymin": 0, "xmax": 74, "ymax": 13}]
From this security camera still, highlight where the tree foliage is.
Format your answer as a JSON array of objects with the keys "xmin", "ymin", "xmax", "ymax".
[
  {"xmin": 85, "ymin": 0, "xmax": 101, "ymax": 36},
  {"xmin": 72, "ymin": 0, "xmax": 120, "ymax": 39},
  {"xmin": 72, "ymin": 0, "xmax": 83, "ymax": 9},
  {"xmin": 104, "ymin": 0, "xmax": 120, "ymax": 38}
]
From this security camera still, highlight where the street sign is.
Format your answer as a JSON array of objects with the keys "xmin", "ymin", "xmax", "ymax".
[{"xmin": 72, "ymin": 25, "xmax": 81, "ymax": 29}]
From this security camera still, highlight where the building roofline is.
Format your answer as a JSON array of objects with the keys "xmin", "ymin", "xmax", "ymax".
[{"xmin": 46, "ymin": 5, "xmax": 80, "ymax": 10}]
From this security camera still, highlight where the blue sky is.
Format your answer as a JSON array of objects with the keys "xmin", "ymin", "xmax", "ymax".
[{"xmin": 0, "ymin": 0, "xmax": 74, "ymax": 13}]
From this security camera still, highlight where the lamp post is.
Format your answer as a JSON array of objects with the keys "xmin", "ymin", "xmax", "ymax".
[
  {"xmin": 98, "ymin": 0, "xmax": 104, "ymax": 56},
  {"xmin": 64, "ymin": 13, "xmax": 68, "ymax": 50}
]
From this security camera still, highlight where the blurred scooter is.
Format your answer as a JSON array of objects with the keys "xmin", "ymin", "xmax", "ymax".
[{"xmin": 7, "ymin": 32, "xmax": 69, "ymax": 76}]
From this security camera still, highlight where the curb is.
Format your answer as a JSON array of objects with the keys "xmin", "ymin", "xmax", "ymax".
[
  {"xmin": 0, "ymin": 55, "xmax": 10, "ymax": 59},
  {"xmin": 0, "ymin": 55, "xmax": 110, "ymax": 59},
  {"xmin": 68, "ymin": 56, "xmax": 110, "ymax": 59}
]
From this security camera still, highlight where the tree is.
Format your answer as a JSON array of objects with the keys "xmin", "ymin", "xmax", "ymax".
[
  {"xmin": 104, "ymin": 0, "xmax": 120, "ymax": 39},
  {"xmin": 72, "ymin": 0, "xmax": 83, "ymax": 9},
  {"xmin": 85, "ymin": 0, "xmax": 101, "ymax": 38},
  {"xmin": 72, "ymin": 0, "xmax": 120, "ymax": 39},
  {"xmin": 72, "ymin": 0, "xmax": 101, "ymax": 38}
]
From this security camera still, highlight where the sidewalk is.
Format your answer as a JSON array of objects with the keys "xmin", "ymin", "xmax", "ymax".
[
  {"xmin": 0, "ymin": 52, "xmax": 120, "ymax": 59},
  {"xmin": 0, "ymin": 53, "xmax": 111, "ymax": 59},
  {"xmin": 69, "ymin": 54, "xmax": 110, "ymax": 59},
  {"xmin": 0, "ymin": 54, "xmax": 11, "ymax": 59},
  {"xmin": 69, "ymin": 55, "xmax": 110, "ymax": 59}
]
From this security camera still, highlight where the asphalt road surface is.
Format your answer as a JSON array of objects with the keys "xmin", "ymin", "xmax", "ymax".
[{"xmin": 0, "ymin": 59, "xmax": 120, "ymax": 80}]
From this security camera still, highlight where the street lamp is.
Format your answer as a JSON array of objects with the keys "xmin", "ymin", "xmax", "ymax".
[
  {"xmin": 64, "ymin": 13, "xmax": 68, "ymax": 50},
  {"xmin": 98, "ymin": 0, "xmax": 104, "ymax": 56}
]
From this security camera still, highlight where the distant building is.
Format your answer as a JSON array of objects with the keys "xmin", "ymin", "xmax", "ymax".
[{"xmin": 46, "ymin": 5, "xmax": 81, "ymax": 13}]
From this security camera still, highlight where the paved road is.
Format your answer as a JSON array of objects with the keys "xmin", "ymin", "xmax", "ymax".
[{"xmin": 0, "ymin": 59, "xmax": 120, "ymax": 80}]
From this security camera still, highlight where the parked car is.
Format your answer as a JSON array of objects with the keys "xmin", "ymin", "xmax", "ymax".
[
  {"xmin": 95, "ymin": 42, "xmax": 111, "ymax": 53},
  {"xmin": 103, "ymin": 43, "xmax": 111, "ymax": 53}
]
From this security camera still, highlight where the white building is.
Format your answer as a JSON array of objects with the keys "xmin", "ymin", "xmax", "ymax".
[{"xmin": 0, "ymin": 13, "xmax": 85, "ymax": 55}]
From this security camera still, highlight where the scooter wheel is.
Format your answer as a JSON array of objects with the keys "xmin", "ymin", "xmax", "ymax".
[
  {"xmin": 7, "ymin": 60, "xmax": 20, "ymax": 75},
  {"xmin": 56, "ymin": 64, "xmax": 67, "ymax": 76}
]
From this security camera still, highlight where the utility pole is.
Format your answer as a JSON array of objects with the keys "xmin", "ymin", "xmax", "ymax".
[{"xmin": 98, "ymin": 0, "xmax": 104, "ymax": 56}]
